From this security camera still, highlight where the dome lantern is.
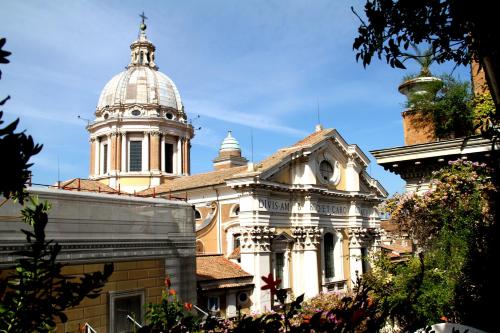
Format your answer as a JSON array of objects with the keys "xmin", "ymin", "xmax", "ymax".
[{"xmin": 213, "ymin": 131, "xmax": 248, "ymax": 170}]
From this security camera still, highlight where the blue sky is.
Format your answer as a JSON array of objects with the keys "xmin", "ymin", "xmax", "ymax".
[{"xmin": 1, "ymin": 1, "xmax": 470, "ymax": 195}]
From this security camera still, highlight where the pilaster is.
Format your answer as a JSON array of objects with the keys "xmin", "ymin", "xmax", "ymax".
[
  {"xmin": 149, "ymin": 131, "xmax": 161, "ymax": 171},
  {"xmin": 89, "ymin": 137, "xmax": 96, "ymax": 176},
  {"xmin": 240, "ymin": 226, "xmax": 275, "ymax": 312},
  {"xmin": 292, "ymin": 226, "xmax": 321, "ymax": 298},
  {"xmin": 110, "ymin": 132, "xmax": 118, "ymax": 172}
]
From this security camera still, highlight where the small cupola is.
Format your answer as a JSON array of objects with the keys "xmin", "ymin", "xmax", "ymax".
[
  {"xmin": 213, "ymin": 131, "xmax": 248, "ymax": 170},
  {"xmin": 128, "ymin": 13, "xmax": 157, "ymax": 69}
]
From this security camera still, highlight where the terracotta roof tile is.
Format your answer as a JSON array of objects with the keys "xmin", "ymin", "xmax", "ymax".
[
  {"xmin": 196, "ymin": 254, "xmax": 252, "ymax": 281},
  {"xmin": 140, "ymin": 129, "xmax": 334, "ymax": 195},
  {"xmin": 59, "ymin": 178, "xmax": 118, "ymax": 194},
  {"xmin": 380, "ymin": 220, "xmax": 400, "ymax": 232},
  {"xmin": 228, "ymin": 246, "xmax": 241, "ymax": 260},
  {"xmin": 139, "ymin": 166, "xmax": 247, "ymax": 196},
  {"xmin": 382, "ymin": 243, "xmax": 413, "ymax": 254},
  {"xmin": 291, "ymin": 128, "xmax": 334, "ymax": 148}
]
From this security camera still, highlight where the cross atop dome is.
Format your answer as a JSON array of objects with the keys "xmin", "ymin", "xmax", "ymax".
[{"xmin": 139, "ymin": 11, "xmax": 147, "ymax": 31}]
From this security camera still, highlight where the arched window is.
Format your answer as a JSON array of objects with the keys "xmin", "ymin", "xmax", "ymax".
[
  {"xmin": 194, "ymin": 209, "xmax": 202, "ymax": 220},
  {"xmin": 324, "ymin": 233, "xmax": 335, "ymax": 279},
  {"xmin": 230, "ymin": 204, "xmax": 240, "ymax": 217}
]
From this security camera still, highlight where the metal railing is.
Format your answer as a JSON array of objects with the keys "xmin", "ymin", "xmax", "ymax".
[
  {"xmin": 127, "ymin": 315, "xmax": 143, "ymax": 329},
  {"xmin": 82, "ymin": 322, "xmax": 97, "ymax": 333}
]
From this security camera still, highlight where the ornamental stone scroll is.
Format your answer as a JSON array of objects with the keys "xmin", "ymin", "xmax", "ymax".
[
  {"xmin": 292, "ymin": 226, "xmax": 322, "ymax": 251},
  {"xmin": 240, "ymin": 226, "xmax": 276, "ymax": 253}
]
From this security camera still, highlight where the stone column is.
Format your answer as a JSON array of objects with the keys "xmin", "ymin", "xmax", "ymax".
[
  {"xmin": 143, "ymin": 131, "xmax": 149, "ymax": 171},
  {"xmin": 150, "ymin": 131, "xmax": 161, "ymax": 171},
  {"xmin": 182, "ymin": 138, "xmax": 189, "ymax": 175},
  {"xmin": 89, "ymin": 137, "xmax": 96, "ymax": 176},
  {"xmin": 186, "ymin": 139, "xmax": 191, "ymax": 175},
  {"xmin": 348, "ymin": 228, "xmax": 366, "ymax": 285},
  {"xmin": 120, "ymin": 132, "xmax": 127, "ymax": 172},
  {"xmin": 110, "ymin": 133, "xmax": 117, "ymax": 172},
  {"xmin": 116, "ymin": 132, "xmax": 121, "ymax": 172},
  {"xmin": 292, "ymin": 226, "xmax": 321, "ymax": 299},
  {"xmin": 160, "ymin": 134, "xmax": 165, "ymax": 172},
  {"xmin": 94, "ymin": 137, "xmax": 101, "ymax": 176},
  {"xmin": 177, "ymin": 138, "xmax": 182, "ymax": 175},
  {"xmin": 240, "ymin": 226, "xmax": 275, "ymax": 312}
]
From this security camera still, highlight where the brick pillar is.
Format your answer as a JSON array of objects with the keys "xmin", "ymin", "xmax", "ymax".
[
  {"xmin": 89, "ymin": 137, "xmax": 96, "ymax": 176},
  {"xmin": 150, "ymin": 131, "xmax": 160, "ymax": 171},
  {"xmin": 110, "ymin": 133, "xmax": 117, "ymax": 172}
]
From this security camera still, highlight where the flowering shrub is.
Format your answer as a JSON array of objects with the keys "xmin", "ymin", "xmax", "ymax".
[
  {"xmin": 139, "ymin": 277, "xmax": 199, "ymax": 333},
  {"xmin": 299, "ymin": 290, "xmax": 343, "ymax": 318},
  {"xmin": 371, "ymin": 160, "xmax": 496, "ymax": 331}
]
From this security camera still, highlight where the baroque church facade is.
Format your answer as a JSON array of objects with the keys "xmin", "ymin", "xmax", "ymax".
[{"xmin": 88, "ymin": 21, "xmax": 387, "ymax": 315}]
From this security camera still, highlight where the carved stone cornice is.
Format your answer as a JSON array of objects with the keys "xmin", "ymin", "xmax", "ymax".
[
  {"xmin": 240, "ymin": 226, "xmax": 275, "ymax": 253},
  {"xmin": 0, "ymin": 239, "xmax": 191, "ymax": 268},
  {"xmin": 292, "ymin": 226, "xmax": 321, "ymax": 251}
]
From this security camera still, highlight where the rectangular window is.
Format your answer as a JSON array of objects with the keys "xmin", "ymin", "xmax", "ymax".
[
  {"xmin": 165, "ymin": 143, "xmax": 174, "ymax": 173},
  {"xmin": 103, "ymin": 144, "xmax": 108, "ymax": 174},
  {"xmin": 208, "ymin": 296, "xmax": 220, "ymax": 313},
  {"xmin": 129, "ymin": 141, "xmax": 142, "ymax": 172},
  {"xmin": 109, "ymin": 290, "xmax": 145, "ymax": 333},
  {"xmin": 324, "ymin": 233, "xmax": 335, "ymax": 279},
  {"xmin": 275, "ymin": 252, "xmax": 285, "ymax": 288}
]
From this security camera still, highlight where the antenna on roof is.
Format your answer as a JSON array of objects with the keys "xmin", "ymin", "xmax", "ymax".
[
  {"xmin": 251, "ymin": 129, "xmax": 254, "ymax": 164},
  {"xmin": 77, "ymin": 115, "xmax": 91, "ymax": 126},
  {"xmin": 57, "ymin": 155, "xmax": 60, "ymax": 184},
  {"xmin": 315, "ymin": 100, "xmax": 323, "ymax": 132}
]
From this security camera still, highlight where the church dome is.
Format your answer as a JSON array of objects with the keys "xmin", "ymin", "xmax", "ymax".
[
  {"xmin": 97, "ymin": 67, "xmax": 182, "ymax": 111},
  {"xmin": 96, "ymin": 21, "xmax": 183, "ymax": 114}
]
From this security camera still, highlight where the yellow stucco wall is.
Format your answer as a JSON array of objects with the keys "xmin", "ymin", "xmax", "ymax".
[
  {"xmin": 54, "ymin": 259, "xmax": 165, "ymax": 333},
  {"xmin": 196, "ymin": 205, "xmax": 219, "ymax": 254}
]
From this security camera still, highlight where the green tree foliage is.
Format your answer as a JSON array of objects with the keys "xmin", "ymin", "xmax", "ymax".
[
  {"xmin": 407, "ymin": 75, "xmax": 475, "ymax": 139},
  {"xmin": 0, "ymin": 38, "xmax": 42, "ymax": 202},
  {"xmin": 369, "ymin": 160, "xmax": 496, "ymax": 331},
  {"xmin": 351, "ymin": 0, "xmax": 500, "ymax": 116}
]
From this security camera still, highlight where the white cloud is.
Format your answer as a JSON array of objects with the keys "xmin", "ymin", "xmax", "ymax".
[{"xmin": 189, "ymin": 99, "xmax": 308, "ymax": 137}]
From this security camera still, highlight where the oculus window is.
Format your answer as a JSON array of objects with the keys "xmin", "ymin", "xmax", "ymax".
[
  {"xmin": 129, "ymin": 141, "xmax": 142, "ymax": 171},
  {"xmin": 319, "ymin": 160, "xmax": 334, "ymax": 181}
]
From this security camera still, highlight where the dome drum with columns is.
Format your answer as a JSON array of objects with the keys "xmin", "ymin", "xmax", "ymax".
[{"xmin": 88, "ymin": 21, "xmax": 194, "ymax": 193}]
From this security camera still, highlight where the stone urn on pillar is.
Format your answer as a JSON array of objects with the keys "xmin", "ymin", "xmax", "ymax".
[{"xmin": 399, "ymin": 76, "xmax": 443, "ymax": 145}]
